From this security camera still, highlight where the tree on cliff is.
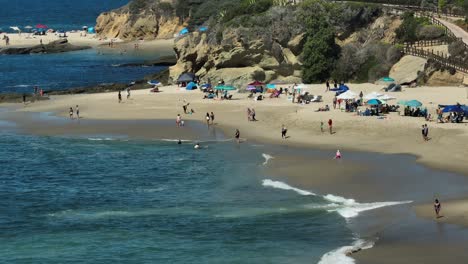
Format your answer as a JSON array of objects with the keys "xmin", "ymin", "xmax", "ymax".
[{"xmin": 300, "ymin": 0, "xmax": 340, "ymax": 83}]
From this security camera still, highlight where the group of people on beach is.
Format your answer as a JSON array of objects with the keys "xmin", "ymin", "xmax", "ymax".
[
  {"xmin": 2, "ymin": 35, "xmax": 10, "ymax": 45},
  {"xmin": 68, "ymin": 105, "xmax": 80, "ymax": 119},
  {"xmin": 205, "ymin": 112, "xmax": 215, "ymax": 126},
  {"xmin": 118, "ymin": 88, "xmax": 131, "ymax": 103}
]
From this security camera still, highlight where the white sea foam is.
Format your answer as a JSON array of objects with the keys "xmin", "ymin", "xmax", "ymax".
[
  {"xmin": 87, "ymin": 137, "xmax": 115, "ymax": 141},
  {"xmin": 318, "ymin": 239, "xmax": 374, "ymax": 264},
  {"xmin": 262, "ymin": 179, "xmax": 315, "ymax": 196},
  {"xmin": 262, "ymin": 153, "xmax": 274, "ymax": 166},
  {"xmin": 262, "ymin": 179, "xmax": 412, "ymax": 218}
]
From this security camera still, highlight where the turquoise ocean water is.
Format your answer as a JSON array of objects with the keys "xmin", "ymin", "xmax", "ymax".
[
  {"xmin": 0, "ymin": 0, "xmax": 165, "ymax": 94},
  {"xmin": 0, "ymin": 131, "xmax": 358, "ymax": 263}
]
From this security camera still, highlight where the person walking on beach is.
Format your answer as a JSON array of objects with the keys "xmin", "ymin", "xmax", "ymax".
[
  {"xmin": 118, "ymin": 91, "xmax": 122, "ymax": 103},
  {"xmin": 210, "ymin": 112, "xmax": 215, "ymax": 125},
  {"xmin": 206, "ymin": 113, "xmax": 211, "ymax": 127},
  {"xmin": 251, "ymin": 108, "xmax": 257, "ymax": 121},
  {"xmin": 325, "ymin": 80, "xmax": 330, "ymax": 92},
  {"xmin": 333, "ymin": 96, "xmax": 337, "ymax": 109},
  {"xmin": 22, "ymin": 94, "xmax": 26, "ymax": 105},
  {"xmin": 424, "ymin": 124, "xmax": 429, "ymax": 141},
  {"xmin": 235, "ymin": 129, "xmax": 240, "ymax": 143},
  {"xmin": 421, "ymin": 125, "xmax": 426, "ymax": 141},
  {"xmin": 247, "ymin": 108, "xmax": 252, "ymax": 121},
  {"xmin": 281, "ymin": 125, "xmax": 288, "ymax": 139},
  {"xmin": 328, "ymin": 119, "xmax": 333, "ymax": 134},
  {"xmin": 69, "ymin": 107, "xmax": 74, "ymax": 119},
  {"xmin": 320, "ymin": 121, "xmax": 324, "ymax": 133},
  {"xmin": 182, "ymin": 101, "xmax": 189, "ymax": 114},
  {"xmin": 76, "ymin": 105, "xmax": 80, "ymax": 119},
  {"xmin": 126, "ymin": 87, "xmax": 131, "ymax": 99},
  {"xmin": 434, "ymin": 199, "xmax": 441, "ymax": 218},
  {"xmin": 176, "ymin": 114, "xmax": 181, "ymax": 127}
]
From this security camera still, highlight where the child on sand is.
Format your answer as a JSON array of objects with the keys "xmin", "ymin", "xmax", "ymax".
[{"xmin": 320, "ymin": 121, "xmax": 324, "ymax": 133}]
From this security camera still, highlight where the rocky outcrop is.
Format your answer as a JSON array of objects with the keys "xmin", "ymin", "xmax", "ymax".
[
  {"xmin": 169, "ymin": 30, "xmax": 304, "ymax": 87},
  {"xmin": 426, "ymin": 71, "xmax": 464, "ymax": 86},
  {"xmin": 389, "ymin": 55, "xmax": 427, "ymax": 84},
  {"xmin": 0, "ymin": 39, "xmax": 90, "ymax": 55},
  {"xmin": 95, "ymin": 1, "xmax": 184, "ymax": 40}
]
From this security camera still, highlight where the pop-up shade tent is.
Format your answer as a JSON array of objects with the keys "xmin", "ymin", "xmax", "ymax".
[
  {"xmin": 177, "ymin": 73, "xmax": 196, "ymax": 83},
  {"xmin": 249, "ymin": 81, "xmax": 265, "ymax": 86},
  {"xmin": 179, "ymin": 28, "xmax": 189, "ymax": 35},
  {"xmin": 87, "ymin": 27, "xmax": 95, "ymax": 34},
  {"xmin": 186, "ymin": 82, "xmax": 197, "ymax": 90}
]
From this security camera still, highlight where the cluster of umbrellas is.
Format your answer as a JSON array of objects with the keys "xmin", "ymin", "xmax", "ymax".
[
  {"xmin": 336, "ymin": 90, "xmax": 397, "ymax": 105},
  {"xmin": 214, "ymin": 85, "xmax": 236, "ymax": 91}
]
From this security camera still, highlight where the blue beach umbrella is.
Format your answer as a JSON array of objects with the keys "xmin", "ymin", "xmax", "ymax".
[
  {"xmin": 179, "ymin": 28, "xmax": 189, "ymax": 35},
  {"xmin": 442, "ymin": 105, "xmax": 464, "ymax": 113},
  {"xmin": 215, "ymin": 85, "xmax": 236, "ymax": 91},
  {"xmin": 382, "ymin": 77, "xmax": 395, "ymax": 82},
  {"xmin": 199, "ymin": 26, "xmax": 208, "ymax": 32},
  {"xmin": 367, "ymin": 99, "xmax": 382, "ymax": 105},
  {"xmin": 405, "ymin": 100, "xmax": 422, "ymax": 107}
]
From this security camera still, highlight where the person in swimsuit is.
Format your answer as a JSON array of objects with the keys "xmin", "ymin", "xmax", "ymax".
[
  {"xmin": 69, "ymin": 107, "xmax": 74, "ymax": 119},
  {"xmin": 334, "ymin": 150, "xmax": 342, "ymax": 159},
  {"xmin": 194, "ymin": 143, "xmax": 200, "ymax": 149},
  {"xmin": 328, "ymin": 119, "xmax": 333, "ymax": 134},
  {"xmin": 421, "ymin": 125, "xmax": 426, "ymax": 141},
  {"xmin": 281, "ymin": 125, "xmax": 287, "ymax": 139},
  {"xmin": 210, "ymin": 112, "xmax": 215, "ymax": 125},
  {"xmin": 118, "ymin": 91, "xmax": 122, "ymax": 103},
  {"xmin": 206, "ymin": 113, "xmax": 211, "ymax": 127},
  {"xmin": 76, "ymin": 105, "xmax": 80, "ymax": 119},
  {"xmin": 176, "ymin": 114, "xmax": 181, "ymax": 127},
  {"xmin": 178, "ymin": 139, "xmax": 182, "ymax": 145},
  {"xmin": 235, "ymin": 129, "xmax": 240, "ymax": 143},
  {"xmin": 434, "ymin": 199, "xmax": 441, "ymax": 218}
]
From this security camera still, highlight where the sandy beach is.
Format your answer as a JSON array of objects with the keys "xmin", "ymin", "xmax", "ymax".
[
  {"xmin": 6, "ymin": 83, "xmax": 467, "ymax": 174},
  {"xmin": 0, "ymin": 32, "xmax": 175, "ymax": 53}
]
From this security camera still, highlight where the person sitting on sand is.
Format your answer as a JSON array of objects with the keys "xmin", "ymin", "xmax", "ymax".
[
  {"xmin": 334, "ymin": 150, "xmax": 342, "ymax": 159},
  {"xmin": 434, "ymin": 199, "xmax": 441, "ymax": 218}
]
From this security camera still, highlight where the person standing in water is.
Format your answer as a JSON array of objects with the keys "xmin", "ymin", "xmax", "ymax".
[
  {"xmin": 210, "ymin": 112, "xmax": 215, "ymax": 125},
  {"xmin": 76, "ymin": 105, "xmax": 80, "ymax": 119},
  {"xmin": 69, "ymin": 107, "xmax": 74, "ymax": 119},
  {"xmin": 334, "ymin": 150, "xmax": 342, "ymax": 159},
  {"xmin": 206, "ymin": 113, "xmax": 211, "ymax": 127},
  {"xmin": 328, "ymin": 119, "xmax": 333, "ymax": 134},
  {"xmin": 176, "ymin": 114, "xmax": 181, "ymax": 127},
  {"xmin": 235, "ymin": 129, "xmax": 240, "ymax": 143},
  {"xmin": 434, "ymin": 199, "xmax": 441, "ymax": 218}
]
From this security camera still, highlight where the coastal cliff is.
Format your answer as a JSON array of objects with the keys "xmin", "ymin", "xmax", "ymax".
[{"xmin": 95, "ymin": 0, "xmax": 184, "ymax": 40}]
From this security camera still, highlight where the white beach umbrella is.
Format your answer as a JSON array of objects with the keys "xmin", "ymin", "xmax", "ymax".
[
  {"xmin": 380, "ymin": 94, "xmax": 396, "ymax": 100},
  {"xmin": 10, "ymin": 26, "xmax": 21, "ymax": 32},
  {"xmin": 337, "ymin": 90, "xmax": 358, "ymax": 100},
  {"xmin": 363, "ymin": 91, "xmax": 383, "ymax": 100},
  {"xmin": 24, "ymin": 25, "xmax": 33, "ymax": 29}
]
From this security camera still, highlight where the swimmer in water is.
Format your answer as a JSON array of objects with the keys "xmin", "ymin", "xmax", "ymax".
[
  {"xmin": 194, "ymin": 143, "xmax": 200, "ymax": 149},
  {"xmin": 334, "ymin": 150, "xmax": 341, "ymax": 159},
  {"xmin": 178, "ymin": 139, "xmax": 182, "ymax": 145}
]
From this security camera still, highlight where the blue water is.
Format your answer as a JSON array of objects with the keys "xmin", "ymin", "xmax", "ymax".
[
  {"xmin": 0, "ymin": 49, "xmax": 166, "ymax": 93},
  {"xmin": 0, "ymin": 0, "xmax": 129, "ymax": 32},
  {"xmin": 0, "ymin": 132, "xmax": 354, "ymax": 263},
  {"xmin": 0, "ymin": 0, "xmax": 167, "ymax": 94}
]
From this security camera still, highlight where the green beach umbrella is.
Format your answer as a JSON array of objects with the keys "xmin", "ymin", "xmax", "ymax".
[
  {"xmin": 382, "ymin": 77, "xmax": 395, "ymax": 82},
  {"xmin": 215, "ymin": 85, "xmax": 236, "ymax": 91},
  {"xmin": 397, "ymin": 100, "xmax": 407, "ymax": 105}
]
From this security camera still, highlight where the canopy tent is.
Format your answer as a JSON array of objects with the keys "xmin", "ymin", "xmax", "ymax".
[
  {"xmin": 385, "ymin": 83, "xmax": 402, "ymax": 92},
  {"xmin": 440, "ymin": 104, "xmax": 466, "ymax": 113},
  {"xmin": 87, "ymin": 27, "xmax": 95, "ymax": 34},
  {"xmin": 201, "ymin": 83, "xmax": 211, "ymax": 88},
  {"xmin": 367, "ymin": 99, "xmax": 382, "ymax": 105},
  {"xmin": 269, "ymin": 80, "xmax": 288, "ymax": 84},
  {"xmin": 215, "ymin": 85, "xmax": 236, "ymax": 91},
  {"xmin": 363, "ymin": 91, "xmax": 383, "ymax": 100},
  {"xmin": 36, "ymin": 24, "xmax": 48, "ymax": 29},
  {"xmin": 337, "ymin": 90, "xmax": 357, "ymax": 100},
  {"xmin": 24, "ymin": 25, "xmax": 33, "ymax": 29},
  {"xmin": 246, "ymin": 85, "xmax": 256, "ymax": 91},
  {"xmin": 179, "ymin": 28, "xmax": 189, "ymax": 35},
  {"xmin": 186, "ymin": 82, "xmax": 197, "ymax": 90},
  {"xmin": 177, "ymin": 73, "xmax": 196, "ymax": 83},
  {"xmin": 266, "ymin": 84, "xmax": 276, "ymax": 89},
  {"xmin": 330, "ymin": 84, "xmax": 349, "ymax": 92}
]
